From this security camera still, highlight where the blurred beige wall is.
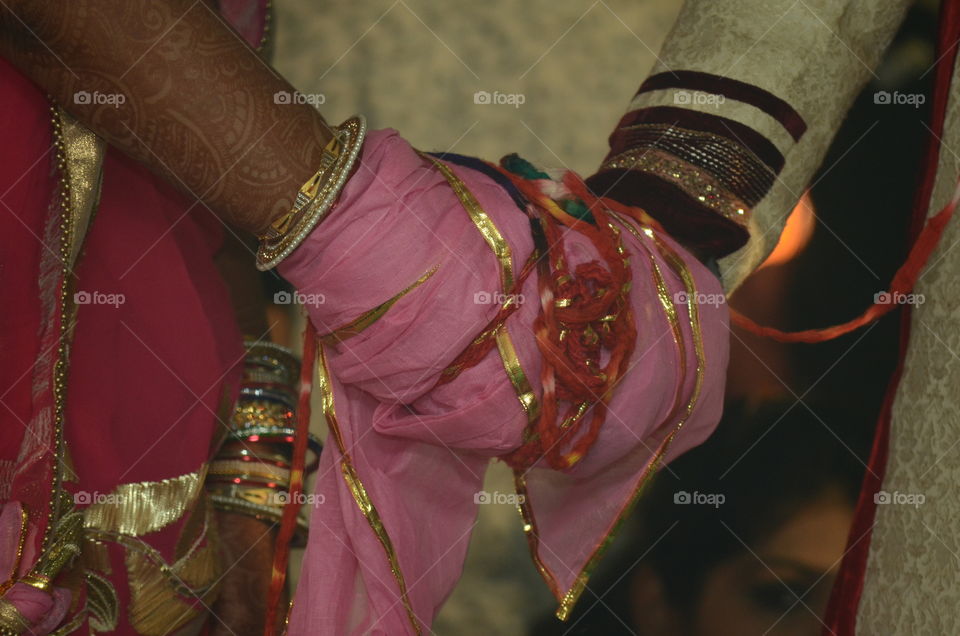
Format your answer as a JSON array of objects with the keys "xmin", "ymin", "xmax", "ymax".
[{"xmin": 271, "ymin": 1, "xmax": 683, "ymax": 633}]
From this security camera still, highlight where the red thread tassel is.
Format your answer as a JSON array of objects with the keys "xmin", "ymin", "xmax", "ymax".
[
  {"xmin": 732, "ymin": 184, "xmax": 959, "ymax": 343},
  {"xmin": 264, "ymin": 323, "xmax": 317, "ymax": 636}
]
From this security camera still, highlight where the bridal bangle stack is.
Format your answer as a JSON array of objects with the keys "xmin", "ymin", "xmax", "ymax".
[{"xmin": 256, "ymin": 115, "xmax": 367, "ymax": 271}]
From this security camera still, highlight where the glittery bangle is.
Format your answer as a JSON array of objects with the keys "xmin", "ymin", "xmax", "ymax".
[
  {"xmin": 214, "ymin": 448, "xmax": 292, "ymax": 466},
  {"xmin": 243, "ymin": 340, "xmax": 300, "ymax": 381},
  {"xmin": 238, "ymin": 386, "xmax": 298, "ymax": 410},
  {"xmin": 256, "ymin": 115, "xmax": 367, "ymax": 270}
]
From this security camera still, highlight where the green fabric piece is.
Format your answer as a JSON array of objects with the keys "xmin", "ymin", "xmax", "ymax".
[{"xmin": 500, "ymin": 153, "xmax": 595, "ymax": 224}]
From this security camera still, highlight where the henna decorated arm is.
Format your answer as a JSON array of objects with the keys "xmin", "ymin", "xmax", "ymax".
[
  {"xmin": 210, "ymin": 512, "xmax": 285, "ymax": 636},
  {"xmin": 0, "ymin": 0, "xmax": 333, "ymax": 235}
]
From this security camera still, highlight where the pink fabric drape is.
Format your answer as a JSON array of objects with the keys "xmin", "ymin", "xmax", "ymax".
[{"xmin": 281, "ymin": 129, "xmax": 729, "ymax": 634}]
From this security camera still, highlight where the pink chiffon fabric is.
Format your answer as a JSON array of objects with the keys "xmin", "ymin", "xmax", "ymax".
[{"xmin": 280, "ymin": 129, "xmax": 729, "ymax": 634}]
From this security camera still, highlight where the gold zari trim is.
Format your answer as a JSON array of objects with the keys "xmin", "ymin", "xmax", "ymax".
[
  {"xmin": 319, "ymin": 265, "xmax": 439, "ymax": 345},
  {"xmin": 0, "ymin": 601, "xmax": 29, "ymax": 634},
  {"xmin": 515, "ymin": 211, "xmax": 709, "ymax": 621},
  {"xmin": 58, "ymin": 110, "xmax": 105, "ymax": 267},
  {"xmin": 22, "ymin": 509, "xmax": 83, "ymax": 592},
  {"xmin": 317, "ymin": 346, "xmax": 422, "ymax": 635},
  {"xmin": 495, "ymin": 331, "xmax": 540, "ymax": 425},
  {"xmin": 424, "ymin": 154, "xmax": 541, "ymax": 425},
  {"xmin": 602, "ymin": 146, "xmax": 750, "ymax": 224},
  {"xmin": 84, "ymin": 526, "xmax": 220, "ymax": 636},
  {"xmin": 83, "ymin": 469, "xmax": 206, "ymax": 537},
  {"xmin": 84, "ymin": 570, "xmax": 119, "ymax": 633},
  {"xmin": 423, "ymin": 154, "xmax": 515, "ymax": 290}
]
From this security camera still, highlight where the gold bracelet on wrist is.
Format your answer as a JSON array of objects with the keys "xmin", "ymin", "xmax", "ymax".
[{"xmin": 256, "ymin": 115, "xmax": 366, "ymax": 270}]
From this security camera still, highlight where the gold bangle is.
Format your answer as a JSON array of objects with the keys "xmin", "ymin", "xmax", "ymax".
[
  {"xmin": 208, "ymin": 460, "xmax": 291, "ymax": 484},
  {"xmin": 256, "ymin": 115, "xmax": 366, "ymax": 270}
]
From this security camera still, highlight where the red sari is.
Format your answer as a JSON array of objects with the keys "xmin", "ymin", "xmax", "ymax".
[{"xmin": 0, "ymin": 8, "xmax": 269, "ymax": 629}]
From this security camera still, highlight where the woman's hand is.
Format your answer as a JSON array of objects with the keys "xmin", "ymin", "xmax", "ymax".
[{"xmin": 0, "ymin": 0, "xmax": 333, "ymax": 235}]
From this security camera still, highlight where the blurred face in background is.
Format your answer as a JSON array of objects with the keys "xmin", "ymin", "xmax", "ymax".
[{"xmin": 631, "ymin": 489, "xmax": 854, "ymax": 636}]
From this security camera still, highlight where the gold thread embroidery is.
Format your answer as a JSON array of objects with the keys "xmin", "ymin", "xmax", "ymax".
[
  {"xmin": 59, "ymin": 110, "xmax": 106, "ymax": 267},
  {"xmin": 317, "ymin": 346, "xmax": 422, "ymax": 635},
  {"xmin": 81, "ymin": 538, "xmax": 112, "ymax": 575},
  {"xmin": 319, "ymin": 265, "xmax": 439, "ymax": 345},
  {"xmin": 84, "ymin": 570, "xmax": 119, "ymax": 632},
  {"xmin": 82, "ymin": 469, "xmax": 206, "ymax": 537},
  {"xmin": 84, "ymin": 528, "xmax": 220, "ymax": 636},
  {"xmin": 124, "ymin": 549, "xmax": 205, "ymax": 635},
  {"xmin": 616, "ymin": 122, "xmax": 774, "ymax": 205},
  {"xmin": 0, "ymin": 600, "xmax": 29, "ymax": 633},
  {"xmin": 21, "ymin": 507, "xmax": 83, "ymax": 592},
  {"xmin": 601, "ymin": 147, "xmax": 750, "ymax": 224}
]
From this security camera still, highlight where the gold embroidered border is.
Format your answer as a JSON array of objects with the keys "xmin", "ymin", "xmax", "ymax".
[
  {"xmin": 317, "ymin": 346, "xmax": 422, "ymax": 635},
  {"xmin": 82, "ymin": 468, "xmax": 207, "ymax": 537},
  {"xmin": 602, "ymin": 146, "xmax": 751, "ymax": 225},
  {"xmin": 0, "ymin": 600, "xmax": 29, "ymax": 633},
  {"xmin": 319, "ymin": 265, "xmax": 439, "ymax": 345},
  {"xmin": 40, "ymin": 107, "xmax": 104, "ymax": 554},
  {"xmin": 85, "ymin": 529, "xmax": 220, "ymax": 636},
  {"xmin": 617, "ymin": 122, "xmax": 774, "ymax": 205},
  {"xmin": 84, "ymin": 570, "xmax": 119, "ymax": 633}
]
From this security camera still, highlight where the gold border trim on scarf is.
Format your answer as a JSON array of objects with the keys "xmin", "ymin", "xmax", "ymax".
[
  {"xmin": 318, "ymin": 265, "xmax": 439, "ymax": 345},
  {"xmin": 317, "ymin": 346, "xmax": 422, "ymax": 635},
  {"xmin": 422, "ymin": 154, "xmax": 515, "ymax": 289},
  {"xmin": 423, "ymin": 153, "xmax": 541, "ymax": 426},
  {"xmin": 517, "ymin": 212, "xmax": 708, "ymax": 620}
]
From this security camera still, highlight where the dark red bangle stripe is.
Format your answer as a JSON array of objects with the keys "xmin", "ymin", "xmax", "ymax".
[{"xmin": 636, "ymin": 70, "xmax": 807, "ymax": 142}]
